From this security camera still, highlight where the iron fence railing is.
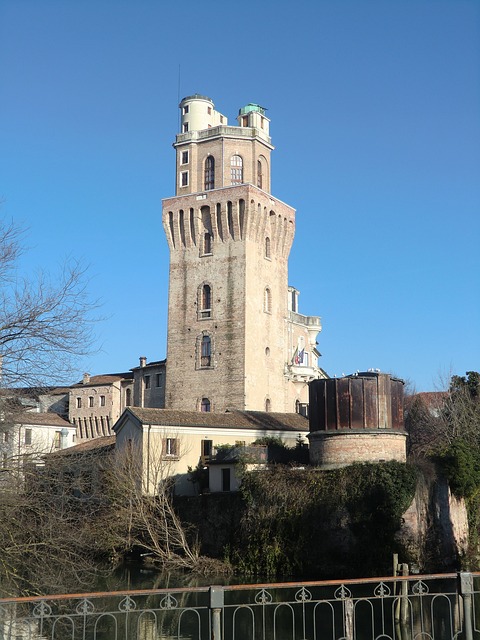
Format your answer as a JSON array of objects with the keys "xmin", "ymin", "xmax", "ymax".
[{"xmin": 0, "ymin": 572, "xmax": 478, "ymax": 640}]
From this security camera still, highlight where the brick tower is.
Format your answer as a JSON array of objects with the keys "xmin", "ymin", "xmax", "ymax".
[{"xmin": 162, "ymin": 95, "xmax": 325, "ymax": 413}]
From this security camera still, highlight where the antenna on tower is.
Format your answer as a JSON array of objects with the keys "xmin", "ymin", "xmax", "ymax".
[{"xmin": 177, "ymin": 64, "xmax": 181, "ymax": 130}]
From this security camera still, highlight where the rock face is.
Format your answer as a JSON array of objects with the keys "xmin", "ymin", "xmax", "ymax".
[{"xmin": 397, "ymin": 465, "xmax": 469, "ymax": 571}]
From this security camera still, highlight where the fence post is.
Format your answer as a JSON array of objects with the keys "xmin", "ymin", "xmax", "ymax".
[
  {"xmin": 459, "ymin": 572, "xmax": 474, "ymax": 640},
  {"xmin": 344, "ymin": 598, "xmax": 354, "ymax": 640},
  {"xmin": 210, "ymin": 586, "xmax": 224, "ymax": 640}
]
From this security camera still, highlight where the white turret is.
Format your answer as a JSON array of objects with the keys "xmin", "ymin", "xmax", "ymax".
[{"xmin": 179, "ymin": 94, "xmax": 227, "ymax": 134}]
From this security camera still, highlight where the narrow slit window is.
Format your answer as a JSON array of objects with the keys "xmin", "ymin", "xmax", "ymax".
[
  {"xmin": 200, "ymin": 284, "xmax": 212, "ymax": 318},
  {"xmin": 201, "ymin": 335, "xmax": 211, "ymax": 367},
  {"xmin": 264, "ymin": 287, "xmax": 272, "ymax": 313}
]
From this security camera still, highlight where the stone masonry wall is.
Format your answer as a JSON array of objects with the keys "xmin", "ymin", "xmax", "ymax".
[{"xmin": 309, "ymin": 431, "xmax": 407, "ymax": 468}]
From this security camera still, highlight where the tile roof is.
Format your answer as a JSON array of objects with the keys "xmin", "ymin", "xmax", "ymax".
[
  {"xmin": 70, "ymin": 373, "xmax": 133, "ymax": 387},
  {"xmin": 48, "ymin": 435, "xmax": 116, "ymax": 456},
  {"xmin": 119, "ymin": 408, "xmax": 308, "ymax": 432},
  {"xmin": 130, "ymin": 359, "xmax": 166, "ymax": 371},
  {"xmin": 4, "ymin": 412, "xmax": 73, "ymax": 427}
]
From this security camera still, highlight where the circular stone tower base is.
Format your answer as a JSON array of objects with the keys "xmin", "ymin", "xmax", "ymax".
[{"xmin": 308, "ymin": 430, "xmax": 407, "ymax": 469}]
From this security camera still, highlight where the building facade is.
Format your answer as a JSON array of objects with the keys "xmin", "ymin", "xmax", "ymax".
[
  {"xmin": 0, "ymin": 411, "xmax": 76, "ymax": 478},
  {"xmin": 69, "ymin": 372, "xmax": 134, "ymax": 440},
  {"xmin": 162, "ymin": 95, "xmax": 326, "ymax": 414},
  {"xmin": 114, "ymin": 407, "xmax": 309, "ymax": 495},
  {"xmin": 131, "ymin": 357, "xmax": 166, "ymax": 409}
]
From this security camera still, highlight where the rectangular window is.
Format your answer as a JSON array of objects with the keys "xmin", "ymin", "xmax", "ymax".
[
  {"xmin": 222, "ymin": 468, "xmax": 231, "ymax": 492},
  {"xmin": 24, "ymin": 428, "xmax": 32, "ymax": 446},
  {"xmin": 183, "ymin": 105, "xmax": 189, "ymax": 115},
  {"xmin": 231, "ymin": 168, "xmax": 243, "ymax": 184},
  {"xmin": 164, "ymin": 437, "xmax": 178, "ymax": 457},
  {"xmin": 220, "ymin": 116, "xmax": 224, "ymax": 124},
  {"xmin": 88, "ymin": 396, "xmax": 94, "ymax": 407},
  {"xmin": 54, "ymin": 431, "xmax": 62, "ymax": 449},
  {"xmin": 144, "ymin": 375, "xmax": 150, "ymax": 389},
  {"xmin": 155, "ymin": 373, "xmax": 162, "ymax": 387},
  {"xmin": 203, "ymin": 232, "xmax": 212, "ymax": 255},
  {"xmin": 201, "ymin": 439, "xmax": 213, "ymax": 459},
  {"xmin": 207, "ymin": 106, "xmax": 212, "ymax": 115},
  {"xmin": 100, "ymin": 395, "xmax": 106, "ymax": 407},
  {"xmin": 77, "ymin": 397, "xmax": 82, "ymax": 408},
  {"xmin": 181, "ymin": 150, "xmax": 189, "ymax": 164},
  {"xmin": 3, "ymin": 431, "xmax": 8, "ymax": 443},
  {"xmin": 183, "ymin": 122, "xmax": 189, "ymax": 133},
  {"xmin": 181, "ymin": 171, "xmax": 189, "ymax": 187},
  {"xmin": 297, "ymin": 403, "xmax": 309, "ymax": 418}
]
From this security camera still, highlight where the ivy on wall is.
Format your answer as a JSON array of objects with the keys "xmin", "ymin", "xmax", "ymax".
[{"xmin": 227, "ymin": 461, "xmax": 417, "ymax": 579}]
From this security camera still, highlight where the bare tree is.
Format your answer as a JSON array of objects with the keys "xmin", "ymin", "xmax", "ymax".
[
  {"xmin": 0, "ymin": 218, "xmax": 100, "ymax": 595},
  {"xmin": 0, "ymin": 219, "xmax": 97, "ymax": 388},
  {"xmin": 101, "ymin": 441, "xmax": 227, "ymax": 575},
  {"xmin": 0, "ymin": 447, "xmax": 108, "ymax": 596},
  {"xmin": 104, "ymin": 441, "xmax": 200, "ymax": 568},
  {"xmin": 406, "ymin": 372, "xmax": 480, "ymax": 458}
]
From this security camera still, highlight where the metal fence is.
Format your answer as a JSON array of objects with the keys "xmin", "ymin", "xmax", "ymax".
[{"xmin": 0, "ymin": 572, "xmax": 478, "ymax": 640}]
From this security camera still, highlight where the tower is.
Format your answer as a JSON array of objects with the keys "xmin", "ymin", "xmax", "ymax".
[{"xmin": 162, "ymin": 95, "xmax": 325, "ymax": 413}]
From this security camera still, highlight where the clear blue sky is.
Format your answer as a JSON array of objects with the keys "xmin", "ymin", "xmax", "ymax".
[{"xmin": 1, "ymin": 0, "xmax": 479, "ymax": 392}]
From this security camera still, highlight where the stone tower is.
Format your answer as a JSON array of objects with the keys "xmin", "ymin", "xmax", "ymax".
[{"xmin": 162, "ymin": 95, "xmax": 325, "ymax": 413}]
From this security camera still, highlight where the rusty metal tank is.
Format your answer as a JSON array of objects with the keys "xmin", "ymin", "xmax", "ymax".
[
  {"xmin": 309, "ymin": 371, "xmax": 404, "ymax": 432},
  {"xmin": 308, "ymin": 372, "xmax": 406, "ymax": 468}
]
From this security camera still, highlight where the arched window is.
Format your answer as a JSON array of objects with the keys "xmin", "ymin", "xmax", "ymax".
[
  {"xmin": 231, "ymin": 155, "xmax": 243, "ymax": 185},
  {"xmin": 126, "ymin": 388, "xmax": 132, "ymax": 407},
  {"xmin": 265, "ymin": 237, "xmax": 271, "ymax": 259},
  {"xmin": 205, "ymin": 156, "xmax": 215, "ymax": 190},
  {"xmin": 201, "ymin": 335, "xmax": 211, "ymax": 367},
  {"xmin": 257, "ymin": 159, "xmax": 263, "ymax": 189},
  {"xmin": 201, "ymin": 397, "xmax": 211, "ymax": 412},
  {"xmin": 199, "ymin": 284, "xmax": 212, "ymax": 318},
  {"xmin": 265, "ymin": 398, "xmax": 271, "ymax": 412},
  {"xmin": 264, "ymin": 287, "xmax": 271, "ymax": 313}
]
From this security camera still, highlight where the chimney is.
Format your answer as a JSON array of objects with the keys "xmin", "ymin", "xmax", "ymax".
[
  {"xmin": 139, "ymin": 356, "xmax": 147, "ymax": 368},
  {"xmin": 83, "ymin": 373, "xmax": 90, "ymax": 384}
]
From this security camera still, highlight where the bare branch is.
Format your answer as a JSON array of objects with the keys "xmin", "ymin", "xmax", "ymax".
[{"xmin": 0, "ymin": 219, "xmax": 99, "ymax": 386}]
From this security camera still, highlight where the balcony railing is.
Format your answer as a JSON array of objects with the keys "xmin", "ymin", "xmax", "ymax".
[
  {"xmin": 176, "ymin": 125, "xmax": 271, "ymax": 145},
  {"xmin": 288, "ymin": 310, "xmax": 322, "ymax": 328},
  {"xmin": 0, "ymin": 572, "xmax": 477, "ymax": 640}
]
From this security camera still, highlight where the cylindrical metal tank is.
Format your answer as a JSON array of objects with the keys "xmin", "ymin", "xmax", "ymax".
[
  {"xmin": 308, "ymin": 372, "xmax": 406, "ymax": 468},
  {"xmin": 309, "ymin": 372, "xmax": 404, "ymax": 432}
]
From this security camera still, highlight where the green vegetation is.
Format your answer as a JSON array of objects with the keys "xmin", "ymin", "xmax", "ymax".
[
  {"xmin": 436, "ymin": 439, "xmax": 480, "ymax": 500},
  {"xmin": 227, "ymin": 461, "xmax": 417, "ymax": 579},
  {"xmin": 407, "ymin": 371, "xmax": 480, "ymax": 564}
]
